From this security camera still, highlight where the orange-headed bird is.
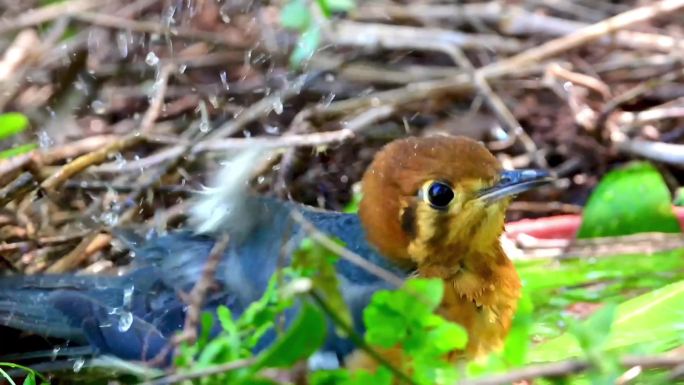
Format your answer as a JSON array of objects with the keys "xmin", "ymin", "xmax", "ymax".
[{"xmin": 0, "ymin": 136, "xmax": 550, "ymax": 367}]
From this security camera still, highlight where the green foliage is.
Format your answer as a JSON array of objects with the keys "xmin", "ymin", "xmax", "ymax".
[
  {"xmin": 529, "ymin": 280, "xmax": 684, "ymax": 362},
  {"xmin": 293, "ymin": 238, "xmax": 352, "ymax": 329},
  {"xmin": 0, "ymin": 112, "xmax": 36, "ymax": 159},
  {"xmin": 255, "ymin": 303, "xmax": 327, "ymax": 369},
  {"xmin": 0, "ymin": 363, "xmax": 50, "ymax": 385},
  {"xmin": 0, "ymin": 112, "xmax": 29, "ymax": 140},
  {"xmin": 578, "ymin": 162, "xmax": 681, "ymax": 238},
  {"xmin": 280, "ymin": 0, "xmax": 355, "ymax": 67},
  {"xmin": 312, "ymin": 278, "xmax": 467, "ymax": 385},
  {"xmin": 281, "ymin": 0, "xmax": 311, "ymax": 30}
]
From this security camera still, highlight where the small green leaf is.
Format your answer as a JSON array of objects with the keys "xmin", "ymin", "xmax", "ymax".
[
  {"xmin": 318, "ymin": 0, "xmax": 355, "ymax": 13},
  {"xmin": 255, "ymin": 302, "xmax": 326, "ymax": 368},
  {"xmin": 289, "ymin": 25, "xmax": 321, "ymax": 68},
  {"xmin": 281, "ymin": 0, "xmax": 311, "ymax": 30},
  {"xmin": 0, "ymin": 143, "xmax": 37, "ymax": 159},
  {"xmin": 405, "ymin": 278, "xmax": 444, "ymax": 311},
  {"xmin": 293, "ymin": 236, "xmax": 352, "ymax": 331},
  {"xmin": 0, "ymin": 112, "xmax": 29, "ymax": 140},
  {"xmin": 578, "ymin": 162, "xmax": 681, "ymax": 238},
  {"xmin": 428, "ymin": 322, "xmax": 468, "ymax": 353}
]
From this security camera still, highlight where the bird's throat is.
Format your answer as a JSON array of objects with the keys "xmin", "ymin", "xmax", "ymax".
[{"xmin": 416, "ymin": 245, "xmax": 521, "ymax": 358}]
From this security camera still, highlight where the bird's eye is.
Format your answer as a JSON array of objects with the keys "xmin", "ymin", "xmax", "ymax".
[{"xmin": 426, "ymin": 181, "xmax": 454, "ymax": 209}]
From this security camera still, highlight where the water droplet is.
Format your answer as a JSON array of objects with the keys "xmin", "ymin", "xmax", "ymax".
[
  {"xmin": 265, "ymin": 125, "xmax": 279, "ymax": 134},
  {"xmin": 116, "ymin": 31, "xmax": 129, "ymax": 58},
  {"xmin": 118, "ymin": 311, "xmax": 133, "ymax": 332},
  {"xmin": 123, "ymin": 285, "xmax": 134, "ymax": 308},
  {"xmin": 114, "ymin": 152, "xmax": 127, "ymax": 169},
  {"xmin": 101, "ymin": 212, "xmax": 119, "ymax": 226},
  {"xmin": 219, "ymin": 5, "xmax": 231, "ymax": 23},
  {"xmin": 91, "ymin": 100, "xmax": 106, "ymax": 114},
  {"xmin": 272, "ymin": 98, "xmax": 283, "ymax": 115},
  {"xmin": 199, "ymin": 120, "xmax": 210, "ymax": 133},
  {"xmin": 51, "ymin": 346, "xmax": 61, "ymax": 360},
  {"xmin": 38, "ymin": 131, "xmax": 54, "ymax": 148},
  {"xmin": 220, "ymin": 71, "xmax": 230, "ymax": 91},
  {"xmin": 73, "ymin": 358, "xmax": 85, "ymax": 372},
  {"xmin": 145, "ymin": 52, "xmax": 160, "ymax": 66},
  {"xmin": 179, "ymin": 64, "xmax": 187, "ymax": 73}
]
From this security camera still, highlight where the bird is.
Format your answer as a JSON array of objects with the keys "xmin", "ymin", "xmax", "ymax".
[{"xmin": 0, "ymin": 135, "xmax": 550, "ymax": 368}]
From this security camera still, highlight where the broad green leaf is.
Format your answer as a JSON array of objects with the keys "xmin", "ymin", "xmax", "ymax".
[
  {"xmin": 578, "ymin": 162, "xmax": 681, "ymax": 238},
  {"xmin": 0, "ymin": 112, "xmax": 29, "ymax": 140},
  {"xmin": 280, "ymin": 0, "xmax": 311, "ymax": 30},
  {"xmin": 570, "ymin": 303, "xmax": 617, "ymax": 353},
  {"xmin": 0, "ymin": 143, "xmax": 37, "ymax": 159},
  {"xmin": 528, "ymin": 280, "xmax": 684, "ymax": 362},
  {"xmin": 502, "ymin": 293, "xmax": 534, "ymax": 366},
  {"xmin": 290, "ymin": 25, "xmax": 321, "ymax": 67},
  {"xmin": 255, "ymin": 302, "xmax": 326, "ymax": 368}
]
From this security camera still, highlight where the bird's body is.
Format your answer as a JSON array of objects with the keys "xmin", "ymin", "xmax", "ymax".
[{"xmin": 0, "ymin": 136, "xmax": 550, "ymax": 368}]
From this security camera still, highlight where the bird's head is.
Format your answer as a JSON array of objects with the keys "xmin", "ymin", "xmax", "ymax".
[{"xmin": 359, "ymin": 136, "xmax": 551, "ymax": 267}]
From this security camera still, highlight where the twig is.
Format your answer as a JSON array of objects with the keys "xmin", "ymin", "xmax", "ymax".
[
  {"xmin": 0, "ymin": 172, "xmax": 37, "ymax": 206},
  {"xmin": 289, "ymin": 209, "xmax": 405, "ymax": 288},
  {"xmin": 614, "ymin": 138, "xmax": 684, "ymax": 166},
  {"xmin": 459, "ymin": 354, "xmax": 684, "ymax": 385},
  {"xmin": 40, "ymin": 134, "xmax": 145, "ymax": 192},
  {"xmin": 206, "ymin": 73, "xmax": 315, "ymax": 140},
  {"xmin": 483, "ymin": 0, "xmax": 684, "ymax": 78},
  {"xmin": 140, "ymin": 64, "xmax": 175, "ymax": 134},
  {"xmin": 44, "ymin": 233, "xmax": 111, "ymax": 273},
  {"xmin": 330, "ymin": 21, "xmax": 523, "ymax": 53},
  {"xmin": 93, "ymin": 105, "xmax": 395, "ymax": 173},
  {"xmin": 0, "ymin": 0, "xmax": 108, "ymax": 34},
  {"xmin": 440, "ymin": 45, "xmax": 545, "ymax": 167},
  {"xmin": 176, "ymin": 234, "xmax": 230, "ymax": 346},
  {"xmin": 140, "ymin": 357, "xmax": 257, "ymax": 385},
  {"xmin": 321, "ymin": 0, "xmax": 684, "ymax": 116},
  {"xmin": 72, "ymin": 12, "xmax": 251, "ymax": 48}
]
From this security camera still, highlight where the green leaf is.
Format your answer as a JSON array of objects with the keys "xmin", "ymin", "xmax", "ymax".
[
  {"xmin": 293, "ymin": 237, "xmax": 352, "ymax": 330},
  {"xmin": 428, "ymin": 322, "xmax": 468, "ymax": 353},
  {"xmin": 0, "ymin": 112, "xmax": 29, "ymax": 140},
  {"xmin": 22, "ymin": 373, "xmax": 36, "ymax": 385},
  {"xmin": 255, "ymin": 302, "xmax": 326, "ymax": 368},
  {"xmin": 578, "ymin": 162, "xmax": 681, "ymax": 238},
  {"xmin": 290, "ymin": 25, "xmax": 321, "ymax": 68},
  {"xmin": 281, "ymin": 0, "xmax": 311, "ymax": 30},
  {"xmin": 0, "ymin": 143, "xmax": 37, "ymax": 159},
  {"xmin": 502, "ymin": 293, "xmax": 534, "ymax": 366},
  {"xmin": 318, "ymin": 0, "xmax": 355, "ymax": 13},
  {"xmin": 528, "ymin": 280, "xmax": 684, "ymax": 362},
  {"xmin": 405, "ymin": 278, "xmax": 444, "ymax": 311}
]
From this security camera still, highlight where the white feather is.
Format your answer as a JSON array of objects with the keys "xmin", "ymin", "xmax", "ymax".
[{"xmin": 189, "ymin": 148, "xmax": 268, "ymax": 235}]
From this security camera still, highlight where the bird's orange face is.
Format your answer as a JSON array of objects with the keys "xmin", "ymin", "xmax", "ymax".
[{"xmin": 359, "ymin": 136, "xmax": 549, "ymax": 267}]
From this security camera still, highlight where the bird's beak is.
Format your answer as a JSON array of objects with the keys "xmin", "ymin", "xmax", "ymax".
[{"xmin": 477, "ymin": 169, "xmax": 553, "ymax": 204}]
